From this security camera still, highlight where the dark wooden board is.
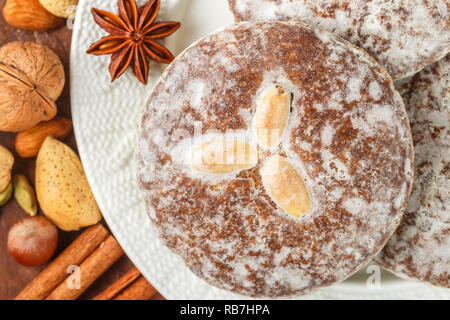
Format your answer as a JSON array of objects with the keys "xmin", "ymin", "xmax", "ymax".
[{"xmin": 0, "ymin": 0, "xmax": 163, "ymax": 300}]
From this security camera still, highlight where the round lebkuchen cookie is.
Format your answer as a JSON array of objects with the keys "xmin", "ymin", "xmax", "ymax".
[
  {"xmin": 375, "ymin": 55, "xmax": 450, "ymax": 288},
  {"xmin": 228, "ymin": 0, "xmax": 450, "ymax": 81},
  {"xmin": 137, "ymin": 21, "xmax": 414, "ymax": 297}
]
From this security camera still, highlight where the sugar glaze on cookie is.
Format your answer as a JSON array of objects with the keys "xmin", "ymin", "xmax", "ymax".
[{"xmin": 137, "ymin": 22, "xmax": 414, "ymax": 297}]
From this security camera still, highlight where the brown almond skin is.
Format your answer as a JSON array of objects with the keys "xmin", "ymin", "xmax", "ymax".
[
  {"xmin": 15, "ymin": 117, "xmax": 72, "ymax": 158},
  {"xmin": 3, "ymin": 0, "xmax": 64, "ymax": 32}
]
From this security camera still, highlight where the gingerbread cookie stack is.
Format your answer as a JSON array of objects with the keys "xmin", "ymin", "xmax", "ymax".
[
  {"xmin": 228, "ymin": 0, "xmax": 450, "ymax": 80},
  {"xmin": 375, "ymin": 55, "xmax": 449, "ymax": 288}
]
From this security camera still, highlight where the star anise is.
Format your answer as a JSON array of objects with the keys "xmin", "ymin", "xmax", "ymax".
[{"xmin": 87, "ymin": 0, "xmax": 180, "ymax": 85}]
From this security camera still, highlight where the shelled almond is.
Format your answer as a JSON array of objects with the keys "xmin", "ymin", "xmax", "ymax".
[
  {"xmin": 15, "ymin": 117, "xmax": 72, "ymax": 158},
  {"xmin": 3, "ymin": 0, "xmax": 64, "ymax": 32}
]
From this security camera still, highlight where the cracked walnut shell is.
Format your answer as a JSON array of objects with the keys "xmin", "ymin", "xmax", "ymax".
[{"xmin": 0, "ymin": 41, "xmax": 65, "ymax": 132}]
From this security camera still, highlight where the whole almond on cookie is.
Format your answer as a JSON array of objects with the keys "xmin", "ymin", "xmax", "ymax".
[
  {"xmin": 254, "ymin": 86, "xmax": 290, "ymax": 149},
  {"xmin": 3, "ymin": 0, "xmax": 64, "ymax": 32},
  {"xmin": 191, "ymin": 139, "xmax": 258, "ymax": 174},
  {"xmin": 261, "ymin": 155, "xmax": 310, "ymax": 218},
  {"xmin": 15, "ymin": 117, "xmax": 72, "ymax": 158}
]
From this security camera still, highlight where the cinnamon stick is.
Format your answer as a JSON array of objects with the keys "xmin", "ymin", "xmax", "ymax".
[
  {"xmin": 93, "ymin": 267, "xmax": 141, "ymax": 300},
  {"xmin": 113, "ymin": 276, "xmax": 157, "ymax": 300},
  {"xmin": 15, "ymin": 224, "xmax": 109, "ymax": 300},
  {"xmin": 45, "ymin": 235, "xmax": 124, "ymax": 300}
]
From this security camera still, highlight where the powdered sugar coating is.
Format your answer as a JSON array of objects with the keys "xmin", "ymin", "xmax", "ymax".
[
  {"xmin": 375, "ymin": 55, "xmax": 450, "ymax": 288},
  {"xmin": 137, "ymin": 21, "xmax": 414, "ymax": 297},
  {"xmin": 228, "ymin": 0, "xmax": 450, "ymax": 80}
]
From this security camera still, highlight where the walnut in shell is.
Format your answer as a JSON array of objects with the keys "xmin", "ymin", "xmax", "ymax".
[{"xmin": 0, "ymin": 42, "xmax": 65, "ymax": 132}]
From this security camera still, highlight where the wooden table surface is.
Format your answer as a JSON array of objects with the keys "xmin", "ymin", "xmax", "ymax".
[{"xmin": 0, "ymin": 0, "xmax": 163, "ymax": 300}]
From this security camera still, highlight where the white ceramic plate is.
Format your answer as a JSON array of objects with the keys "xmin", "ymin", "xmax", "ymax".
[{"xmin": 70, "ymin": 0, "xmax": 450, "ymax": 299}]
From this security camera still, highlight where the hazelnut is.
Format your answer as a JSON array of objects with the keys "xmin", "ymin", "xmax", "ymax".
[
  {"xmin": 0, "ymin": 182, "xmax": 13, "ymax": 206},
  {"xmin": 7, "ymin": 216, "xmax": 58, "ymax": 266}
]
